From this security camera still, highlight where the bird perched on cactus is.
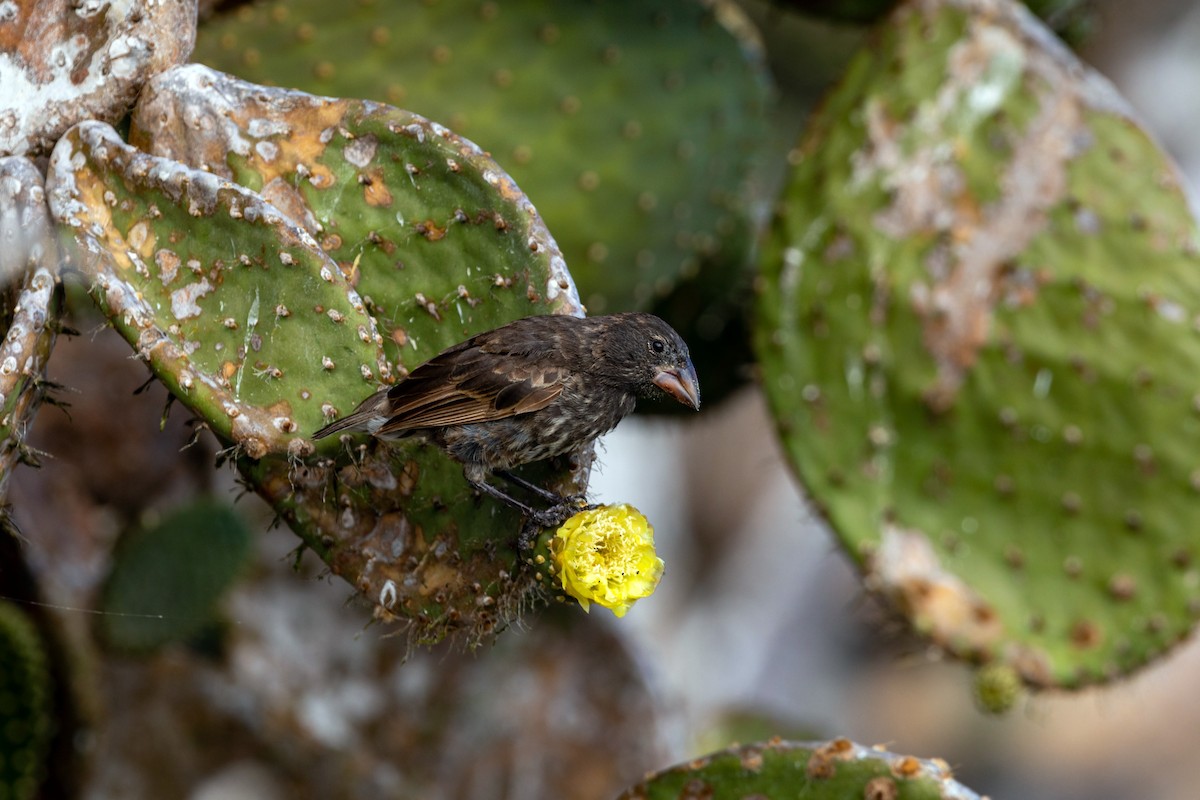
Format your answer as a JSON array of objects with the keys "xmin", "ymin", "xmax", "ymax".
[{"xmin": 313, "ymin": 312, "xmax": 700, "ymax": 526}]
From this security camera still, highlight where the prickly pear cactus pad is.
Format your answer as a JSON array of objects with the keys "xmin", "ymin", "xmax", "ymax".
[
  {"xmin": 51, "ymin": 65, "xmax": 586, "ymax": 642},
  {"xmin": 0, "ymin": 0, "xmax": 198, "ymax": 157},
  {"xmin": 47, "ymin": 120, "xmax": 385, "ymax": 459},
  {"xmin": 755, "ymin": 0, "xmax": 1200, "ymax": 688},
  {"xmin": 191, "ymin": 0, "xmax": 771, "ymax": 314},
  {"xmin": 616, "ymin": 739, "xmax": 982, "ymax": 800},
  {"xmin": 129, "ymin": 65, "xmax": 578, "ymax": 374},
  {"xmin": 0, "ymin": 157, "xmax": 61, "ymax": 497}
]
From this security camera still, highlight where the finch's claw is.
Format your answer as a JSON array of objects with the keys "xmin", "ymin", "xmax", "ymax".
[
  {"xmin": 517, "ymin": 499, "xmax": 606, "ymax": 552},
  {"xmin": 517, "ymin": 518, "xmax": 543, "ymax": 553},
  {"xmin": 532, "ymin": 505, "xmax": 572, "ymax": 529},
  {"xmin": 516, "ymin": 505, "xmax": 566, "ymax": 551}
]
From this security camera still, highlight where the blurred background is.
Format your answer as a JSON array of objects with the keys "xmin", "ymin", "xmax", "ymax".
[{"xmin": 6, "ymin": 0, "xmax": 1200, "ymax": 798}]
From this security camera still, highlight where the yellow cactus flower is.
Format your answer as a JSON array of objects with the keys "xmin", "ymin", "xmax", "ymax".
[{"xmin": 549, "ymin": 504, "xmax": 664, "ymax": 617}]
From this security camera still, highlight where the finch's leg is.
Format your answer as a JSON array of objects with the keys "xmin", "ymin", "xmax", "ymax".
[
  {"xmin": 468, "ymin": 476, "xmax": 538, "ymax": 516},
  {"xmin": 467, "ymin": 477, "xmax": 569, "ymax": 529},
  {"xmin": 494, "ymin": 469, "xmax": 567, "ymax": 504}
]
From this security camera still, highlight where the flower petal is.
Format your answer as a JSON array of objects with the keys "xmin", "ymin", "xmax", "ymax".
[{"xmin": 550, "ymin": 504, "xmax": 663, "ymax": 617}]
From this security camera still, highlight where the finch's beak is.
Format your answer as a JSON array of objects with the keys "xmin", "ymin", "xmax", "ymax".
[{"xmin": 653, "ymin": 361, "xmax": 701, "ymax": 410}]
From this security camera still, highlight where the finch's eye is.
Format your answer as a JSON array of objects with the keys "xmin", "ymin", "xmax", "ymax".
[{"xmin": 650, "ymin": 339, "xmax": 666, "ymax": 354}]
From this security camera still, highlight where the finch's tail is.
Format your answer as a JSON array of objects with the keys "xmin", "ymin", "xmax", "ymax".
[
  {"xmin": 311, "ymin": 413, "xmax": 368, "ymax": 440},
  {"xmin": 312, "ymin": 392, "xmax": 387, "ymax": 439}
]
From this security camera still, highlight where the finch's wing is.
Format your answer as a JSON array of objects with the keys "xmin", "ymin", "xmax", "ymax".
[{"xmin": 373, "ymin": 335, "xmax": 566, "ymax": 434}]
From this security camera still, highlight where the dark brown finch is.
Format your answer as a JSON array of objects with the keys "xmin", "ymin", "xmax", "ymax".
[{"xmin": 312, "ymin": 312, "xmax": 700, "ymax": 524}]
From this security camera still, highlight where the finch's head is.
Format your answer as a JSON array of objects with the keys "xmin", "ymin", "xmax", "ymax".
[{"xmin": 600, "ymin": 313, "xmax": 700, "ymax": 410}]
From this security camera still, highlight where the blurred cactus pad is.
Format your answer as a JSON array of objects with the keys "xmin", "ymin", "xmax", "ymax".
[
  {"xmin": 772, "ymin": 0, "xmax": 1094, "ymax": 45},
  {"xmin": 616, "ymin": 738, "xmax": 982, "ymax": 799},
  {"xmin": 0, "ymin": 601, "xmax": 53, "ymax": 800},
  {"xmin": 191, "ymin": 0, "xmax": 773, "ymax": 316},
  {"xmin": 101, "ymin": 500, "xmax": 253, "ymax": 653},
  {"xmin": 48, "ymin": 64, "xmax": 585, "ymax": 643},
  {"xmin": 756, "ymin": 0, "xmax": 1200, "ymax": 689}
]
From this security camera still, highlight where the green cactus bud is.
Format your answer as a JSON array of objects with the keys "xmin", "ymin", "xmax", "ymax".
[
  {"xmin": 191, "ymin": 0, "xmax": 772, "ymax": 316},
  {"xmin": 100, "ymin": 500, "xmax": 253, "ymax": 653},
  {"xmin": 0, "ymin": 601, "xmax": 52, "ymax": 800},
  {"xmin": 973, "ymin": 661, "xmax": 1024, "ymax": 715},
  {"xmin": 755, "ymin": 0, "xmax": 1200, "ymax": 688},
  {"xmin": 617, "ymin": 739, "xmax": 983, "ymax": 799}
]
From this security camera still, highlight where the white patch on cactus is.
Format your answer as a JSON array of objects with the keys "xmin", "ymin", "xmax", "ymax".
[
  {"xmin": 170, "ymin": 279, "xmax": 212, "ymax": 320},
  {"xmin": 1154, "ymin": 298, "xmax": 1186, "ymax": 324},
  {"xmin": 401, "ymin": 123, "xmax": 426, "ymax": 144},
  {"xmin": 343, "ymin": 135, "xmax": 378, "ymax": 168},
  {"xmin": 851, "ymin": 10, "xmax": 1110, "ymax": 411},
  {"xmin": 247, "ymin": 118, "xmax": 290, "ymax": 139},
  {"xmin": 870, "ymin": 523, "xmax": 1002, "ymax": 651},
  {"xmin": 379, "ymin": 579, "xmax": 398, "ymax": 609},
  {"xmin": 155, "ymin": 248, "xmax": 180, "ymax": 285},
  {"xmin": 254, "ymin": 140, "xmax": 279, "ymax": 163},
  {"xmin": 106, "ymin": 34, "xmax": 147, "ymax": 81},
  {"xmin": 960, "ymin": 27, "xmax": 1024, "ymax": 124}
]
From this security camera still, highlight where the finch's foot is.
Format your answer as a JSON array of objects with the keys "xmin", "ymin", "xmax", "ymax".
[
  {"xmin": 563, "ymin": 493, "xmax": 590, "ymax": 509},
  {"xmin": 517, "ymin": 501, "xmax": 597, "ymax": 552},
  {"xmin": 516, "ymin": 509, "xmax": 562, "ymax": 552},
  {"xmin": 530, "ymin": 503, "xmax": 575, "ymax": 530},
  {"xmin": 517, "ymin": 519, "xmax": 539, "ymax": 554}
]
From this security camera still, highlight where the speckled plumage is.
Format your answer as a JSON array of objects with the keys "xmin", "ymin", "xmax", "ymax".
[{"xmin": 313, "ymin": 312, "xmax": 700, "ymax": 522}]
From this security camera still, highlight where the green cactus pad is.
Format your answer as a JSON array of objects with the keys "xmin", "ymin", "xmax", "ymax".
[
  {"xmin": 0, "ymin": 157, "xmax": 62, "ymax": 496},
  {"xmin": 130, "ymin": 64, "xmax": 579, "ymax": 377},
  {"xmin": 111, "ymin": 65, "xmax": 584, "ymax": 643},
  {"xmin": 100, "ymin": 500, "xmax": 253, "ymax": 652},
  {"xmin": 47, "ymin": 120, "xmax": 386, "ymax": 459},
  {"xmin": 0, "ymin": 601, "xmax": 53, "ymax": 800},
  {"xmin": 755, "ymin": 0, "xmax": 1200, "ymax": 688},
  {"xmin": 191, "ymin": 0, "xmax": 771, "ymax": 315},
  {"xmin": 617, "ymin": 739, "xmax": 982, "ymax": 799}
]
